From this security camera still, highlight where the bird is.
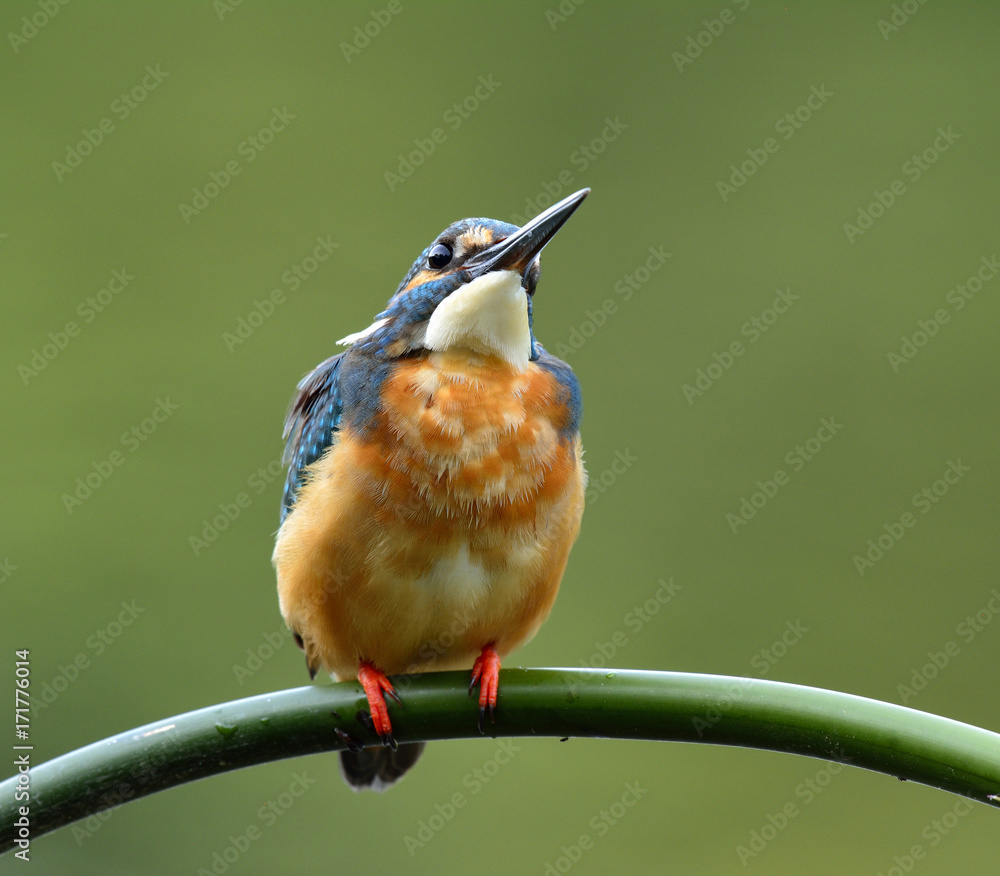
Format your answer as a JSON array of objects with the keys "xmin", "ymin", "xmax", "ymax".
[{"xmin": 272, "ymin": 188, "xmax": 589, "ymax": 790}]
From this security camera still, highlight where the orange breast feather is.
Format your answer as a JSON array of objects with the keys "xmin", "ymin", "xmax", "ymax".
[{"xmin": 273, "ymin": 350, "xmax": 585, "ymax": 680}]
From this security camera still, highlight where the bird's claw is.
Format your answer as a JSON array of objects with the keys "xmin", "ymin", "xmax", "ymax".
[
  {"xmin": 334, "ymin": 726, "xmax": 364, "ymax": 752},
  {"xmin": 469, "ymin": 644, "xmax": 501, "ymax": 735},
  {"xmin": 357, "ymin": 662, "xmax": 399, "ymax": 749}
]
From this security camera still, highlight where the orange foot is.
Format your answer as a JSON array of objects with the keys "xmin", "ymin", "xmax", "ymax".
[
  {"xmin": 469, "ymin": 643, "xmax": 501, "ymax": 734},
  {"xmin": 357, "ymin": 662, "xmax": 400, "ymax": 750}
]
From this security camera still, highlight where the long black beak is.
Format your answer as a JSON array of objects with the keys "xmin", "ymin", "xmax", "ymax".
[{"xmin": 466, "ymin": 188, "xmax": 590, "ymax": 280}]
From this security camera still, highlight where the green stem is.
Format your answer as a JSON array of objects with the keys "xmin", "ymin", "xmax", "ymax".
[{"xmin": 3, "ymin": 669, "xmax": 999, "ymax": 852}]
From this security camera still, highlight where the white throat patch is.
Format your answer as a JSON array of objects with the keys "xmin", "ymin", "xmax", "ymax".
[{"xmin": 423, "ymin": 270, "xmax": 531, "ymax": 370}]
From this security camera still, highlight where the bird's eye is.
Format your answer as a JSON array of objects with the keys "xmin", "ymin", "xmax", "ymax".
[{"xmin": 427, "ymin": 243, "xmax": 453, "ymax": 270}]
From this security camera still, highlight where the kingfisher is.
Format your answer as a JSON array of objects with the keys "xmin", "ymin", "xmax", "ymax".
[{"xmin": 273, "ymin": 189, "xmax": 589, "ymax": 790}]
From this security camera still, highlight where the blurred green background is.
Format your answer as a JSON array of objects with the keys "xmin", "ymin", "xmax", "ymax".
[{"xmin": 3, "ymin": 1, "xmax": 1000, "ymax": 872}]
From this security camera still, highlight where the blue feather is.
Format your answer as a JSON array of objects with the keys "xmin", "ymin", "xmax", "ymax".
[
  {"xmin": 534, "ymin": 345, "xmax": 583, "ymax": 436},
  {"xmin": 280, "ymin": 353, "xmax": 344, "ymax": 521}
]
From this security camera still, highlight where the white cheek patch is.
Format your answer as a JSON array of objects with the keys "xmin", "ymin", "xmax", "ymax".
[
  {"xmin": 337, "ymin": 317, "xmax": 389, "ymax": 347},
  {"xmin": 423, "ymin": 270, "xmax": 531, "ymax": 370}
]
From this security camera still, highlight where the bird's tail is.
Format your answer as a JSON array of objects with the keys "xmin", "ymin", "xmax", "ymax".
[{"xmin": 339, "ymin": 742, "xmax": 426, "ymax": 791}]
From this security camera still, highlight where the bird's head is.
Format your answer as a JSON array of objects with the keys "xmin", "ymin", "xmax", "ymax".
[{"xmin": 339, "ymin": 189, "xmax": 589, "ymax": 371}]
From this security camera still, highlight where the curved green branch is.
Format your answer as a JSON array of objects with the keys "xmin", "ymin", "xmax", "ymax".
[{"xmin": 3, "ymin": 669, "xmax": 999, "ymax": 852}]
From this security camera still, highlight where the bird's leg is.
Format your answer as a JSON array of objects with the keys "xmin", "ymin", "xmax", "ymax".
[
  {"xmin": 469, "ymin": 643, "xmax": 501, "ymax": 733},
  {"xmin": 357, "ymin": 661, "xmax": 400, "ymax": 750}
]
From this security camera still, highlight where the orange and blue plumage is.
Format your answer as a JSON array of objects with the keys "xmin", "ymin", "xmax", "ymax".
[{"xmin": 273, "ymin": 190, "xmax": 589, "ymax": 789}]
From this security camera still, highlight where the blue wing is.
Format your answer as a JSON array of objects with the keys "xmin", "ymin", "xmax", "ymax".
[
  {"xmin": 280, "ymin": 353, "xmax": 345, "ymax": 522},
  {"xmin": 534, "ymin": 344, "xmax": 583, "ymax": 437}
]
